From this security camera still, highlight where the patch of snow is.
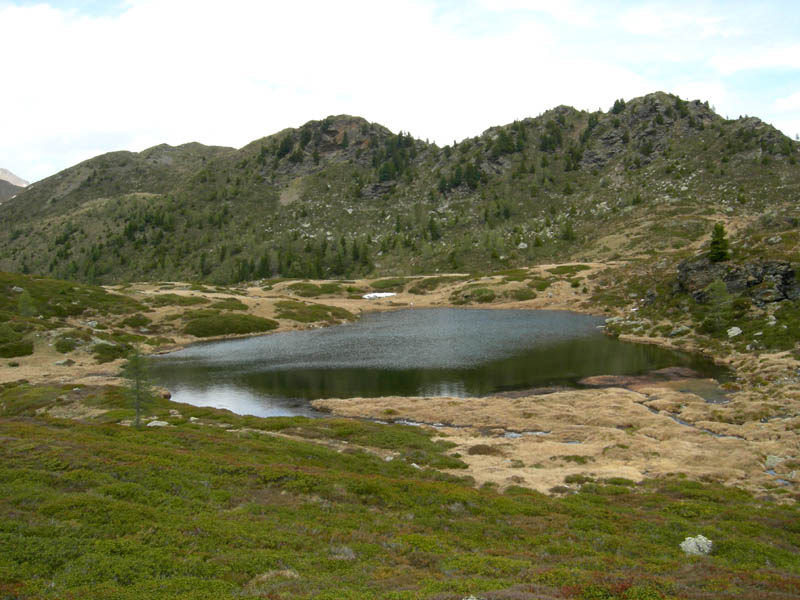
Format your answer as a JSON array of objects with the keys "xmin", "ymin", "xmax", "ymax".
[{"xmin": 362, "ymin": 292, "xmax": 396, "ymax": 299}]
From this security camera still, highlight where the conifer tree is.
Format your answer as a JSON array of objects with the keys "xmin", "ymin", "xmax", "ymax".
[
  {"xmin": 121, "ymin": 346, "xmax": 155, "ymax": 429},
  {"xmin": 709, "ymin": 223, "xmax": 729, "ymax": 262}
]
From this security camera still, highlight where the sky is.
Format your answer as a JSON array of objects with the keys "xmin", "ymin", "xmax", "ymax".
[{"xmin": 1, "ymin": 0, "xmax": 799, "ymax": 183}]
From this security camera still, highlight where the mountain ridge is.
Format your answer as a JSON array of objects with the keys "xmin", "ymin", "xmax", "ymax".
[{"xmin": 1, "ymin": 91, "xmax": 797, "ymax": 284}]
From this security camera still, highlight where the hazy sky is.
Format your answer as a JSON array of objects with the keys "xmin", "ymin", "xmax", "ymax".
[{"xmin": 2, "ymin": 0, "xmax": 799, "ymax": 183}]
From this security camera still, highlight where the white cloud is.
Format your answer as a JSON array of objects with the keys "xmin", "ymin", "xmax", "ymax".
[
  {"xmin": 476, "ymin": 0, "xmax": 596, "ymax": 26},
  {"xmin": 0, "ymin": 0, "xmax": 646, "ymax": 181},
  {"xmin": 0, "ymin": 0, "xmax": 796, "ymax": 182},
  {"xmin": 773, "ymin": 90, "xmax": 800, "ymax": 113},
  {"xmin": 671, "ymin": 81, "xmax": 729, "ymax": 108},
  {"xmin": 709, "ymin": 44, "xmax": 800, "ymax": 75},
  {"xmin": 619, "ymin": 4, "xmax": 734, "ymax": 39}
]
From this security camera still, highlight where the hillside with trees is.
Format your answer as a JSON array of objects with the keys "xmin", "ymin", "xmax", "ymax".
[{"xmin": 1, "ymin": 91, "xmax": 797, "ymax": 286}]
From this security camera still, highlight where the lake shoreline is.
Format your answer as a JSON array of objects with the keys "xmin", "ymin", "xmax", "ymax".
[{"xmin": 6, "ymin": 271, "xmax": 799, "ymax": 500}]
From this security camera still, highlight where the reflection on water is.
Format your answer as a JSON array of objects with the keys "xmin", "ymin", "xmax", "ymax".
[{"xmin": 150, "ymin": 309, "xmax": 727, "ymax": 417}]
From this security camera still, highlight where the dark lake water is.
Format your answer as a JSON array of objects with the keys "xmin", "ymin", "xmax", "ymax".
[{"xmin": 149, "ymin": 308, "xmax": 726, "ymax": 417}]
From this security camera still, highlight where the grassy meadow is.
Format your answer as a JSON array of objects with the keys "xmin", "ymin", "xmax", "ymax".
[{"xmin": 1, "ymin": 381, "xmax": 799, "ymax": 599}]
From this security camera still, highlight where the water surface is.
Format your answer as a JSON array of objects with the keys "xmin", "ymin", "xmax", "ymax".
[{"xmin": 150, "ymin": 309, "xmax": 725, "ymax": 417}]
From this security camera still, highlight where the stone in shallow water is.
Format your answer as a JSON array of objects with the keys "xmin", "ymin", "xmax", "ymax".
[{"xmin": 765, "ymin": 455, "xmax": 785, "ymax": 468}]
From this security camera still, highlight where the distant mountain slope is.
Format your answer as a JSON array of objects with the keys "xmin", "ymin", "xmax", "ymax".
[
  {"xmin": 0, "ymin": 168, "xmax": 28, "ymax": 188},
  {"xmin": 0, "ymin": 179, "xmax": 23, "ymax": 203},
  {"xmin": 0, "ymin": 92, "xmax": 798, "ymax": 284}
]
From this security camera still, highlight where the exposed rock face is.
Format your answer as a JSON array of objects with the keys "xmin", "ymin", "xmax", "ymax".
[{"xmin": 676, "ymin": 256, "xmax": 800, "ymax": 305}]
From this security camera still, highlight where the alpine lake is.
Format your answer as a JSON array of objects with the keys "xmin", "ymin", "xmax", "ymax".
[{"xmin": 150, "ymin": 308, "xmax": 728, "ymax": 417}]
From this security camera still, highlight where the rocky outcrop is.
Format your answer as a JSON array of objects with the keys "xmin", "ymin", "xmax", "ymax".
[
  {"xmin": 676, "ymin": 257, "xmax": 800, "ymax": 305},
  {"xmin": 680, "ymin": 535, "xmax": 713, "ymax": 556}
]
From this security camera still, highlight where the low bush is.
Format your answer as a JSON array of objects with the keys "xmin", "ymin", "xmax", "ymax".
[
  {"xmin": 467, "ymin": 444, "xmax": 504, "ymax": 456},
  {"xmin": 209, "ymin": 298, "xmax": 248, "ymax": 311},
  {"xmin": 92, "ymin": 342, "xmax": 130, "ymax": 364},
  {"xmin": 547, "ymin": 264, "xmax": 591, "ymax": 276},
  {"xmin": 451, "ymin": 287, "xmax": 496, "ymax": 304},
  {"xmin": 146, "ymin": 294, "xmax": 209, "ymax": 307},
  {"xmin": 287, "ymin": 282, "xmax": 342, "ymax": 297},
  {"xmin": 529, "ymin": 277, "xmax": 554, "ymax": 291},
  {"xmin": 507, "ymin": 287, "xmax": 536, "ymax": 301},
  {"xmin": 184, "ymin": 314, "xmax": 279, "ymax": 337},
  {"xmin": 0, "ymin": 339, "xmax": 33, "ymax": 358},
  {"xmin": 274, "ymin": 301, "xmax": 353, "ymax": 323},
  {"xmin": 370, "ymin": 278, "xmax": 409, "ymax": 291},
  {"xmin": 121, "ymin": 314, "xmax": 152, "ymax": 328},
  {"xmin": 0, "ymin": 272, "xmax": 143, "ymax": 318},
  {"xmin": 408, "ymin": 276, "xmax": 465, "ymax": 295}
]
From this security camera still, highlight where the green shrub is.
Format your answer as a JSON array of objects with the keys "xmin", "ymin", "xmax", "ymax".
[
  {"xmin": 471, "ymin": 288, "xmax": 496, "ymax": 303},
  {"xmin": 209, "ymin": 298, "xmax": 248, "ymax": 311},
  {"xmin": 408, "ymin": 276, "xmax": 465, "ymax": 295},
  {"xmin": 529, "ymin": 278, "xmax": 554, "ymax": 291},
  {"xmin": 557, "ymin": 455, "xmax": 593, "ymax": 465},
  {"xmin": 147, "ymin": 294, "xmax": 209, "ymax": 307},
  {"xmin": 0, "ymin": 339, "xmax": 33, "ymax": 358},
  {"xmin": 274, "ymin": 301, "xmax": 353, "ymax": 323},
  {"xmin": 287, "ymin": 282, "xmax": 342, "ymax": 297},
  {"xmin": 184, "ymin": 314, "xmax": 279, "ymax": 337},
  {"xmin": 121, "ymin": 314, "xmax": 152, "ymax": 328},
  {"xmin": 54, "ymin": 337, "xmax": 78, "ymax": 353},
  {"xmin": 547, "ymin": 264, "xmax": 591, "ymax": 276},
  {"xmin": 467, "ymin": 444, "xmax": 504, "ymax": 456},
  {"xmin": 507, "ymin": 287, "xmax": 536, "ymax": 301},
  {"xmin": 370, "ymin": 278, "xmax": 408, "ymax": 291},
  {"xmin": 0, "ymin": 272, "xmax": 143, "ymax": 318},
  {"xmin": 92, "ymin": 343, "xmax": 130, "ymax": 364},
  {"xmin": 497, "ymin": 268, "xmax": 529, "ymax": 282}
]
